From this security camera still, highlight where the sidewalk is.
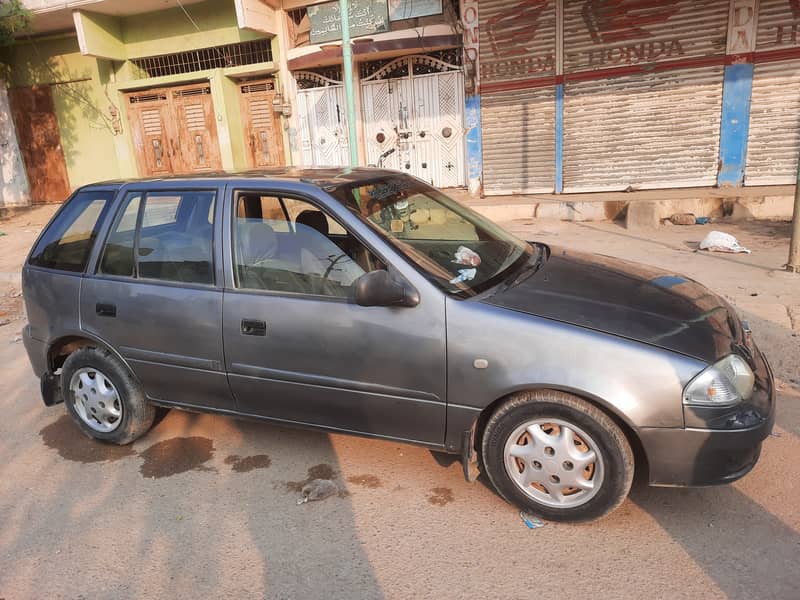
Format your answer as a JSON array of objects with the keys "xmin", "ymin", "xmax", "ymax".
[{"xmin": 453, "ymin": 184, "xmax": 796, "ymax": 227}]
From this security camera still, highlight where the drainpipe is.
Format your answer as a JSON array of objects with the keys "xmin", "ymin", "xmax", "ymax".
[
  {"xmin": 339, "ymin": 0, "xmax": 359, "ymax": 167},
  {"xmin": 788, "ymin": 153, "xmax": 800, "ymax": 272}
]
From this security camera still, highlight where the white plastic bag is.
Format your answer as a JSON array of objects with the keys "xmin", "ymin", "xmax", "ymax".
[{"xmin": 699, "ymin": 231, "xmax": 751, "ymax": 254}]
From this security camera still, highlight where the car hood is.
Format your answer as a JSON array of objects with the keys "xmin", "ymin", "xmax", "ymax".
[{"xmin": 482, "ymin": 245, "xmax": 742, "ymax": 364}]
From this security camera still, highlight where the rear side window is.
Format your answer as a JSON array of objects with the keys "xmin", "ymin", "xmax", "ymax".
[
  {"xmin": 29, "ymin": 190, "xmax": 113, "ymax": 272},
  {"xmin": 99, "ymin": 190, "xmax": 216, "ymax": 285}
]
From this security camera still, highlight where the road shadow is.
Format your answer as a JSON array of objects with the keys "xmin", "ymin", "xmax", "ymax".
[{"xmin": 631, "ymin": 483, "xmax": 799, "ymax": 599}]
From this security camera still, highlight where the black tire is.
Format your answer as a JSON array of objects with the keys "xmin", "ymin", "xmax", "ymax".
[
  {"xmin": 481, "ymin": 390, "xmax": 634, "ymax": 523},
  {"xmin": 61, "ymin": 346, "xmax": 156, "ymax": 445}
]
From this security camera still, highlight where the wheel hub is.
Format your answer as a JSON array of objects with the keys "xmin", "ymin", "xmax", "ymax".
[
  {"xmin": 503, "ymin": 418, "xmax": 604, "ymax": 509},
  {"xmin": 69, "ymin": 367, "xmax": 123, "ymax": 433}
]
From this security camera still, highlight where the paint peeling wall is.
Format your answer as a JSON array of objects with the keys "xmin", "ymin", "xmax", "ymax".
[{"xmin": 0, "ymin": 82, "xmax": 30, "ymax": 208}]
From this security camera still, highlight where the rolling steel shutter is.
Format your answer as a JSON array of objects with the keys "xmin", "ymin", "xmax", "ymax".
[
  {"xmin": 561, "ymin": 0, "xmax": 728, "ymax": 192},
  {"xmin": 479, "ymin": 0, "xmax": 557, "ymax": 195},
  {"xmin": 755, "ymin": 0, "xmax": 800, "ymax": 52},
  {"xmin": 481, "ymin": 87, "xmax": 556, "ymax": 194},
  {"xmin": 563, "ymin": 0, "xmax": 728, "ymax": 73},
  {"xmin": 563, "ymin": 66, "xmax": 724, "ymax": 192},
  {"xmin": 745, "ymin": 60, "xmax": 800, "ymax": 185}
]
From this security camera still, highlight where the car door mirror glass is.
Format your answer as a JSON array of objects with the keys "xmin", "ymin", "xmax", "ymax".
[{"xmin": 355, "ymin": 270, "xmax": 419, "ymax": 307}]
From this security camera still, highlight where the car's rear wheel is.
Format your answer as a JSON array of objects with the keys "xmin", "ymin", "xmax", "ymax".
[
  {"xmin": 481, "ymin": 390, "xmax": 634, "ymax": 522},
  {"xmin": 61, "ymin": 346, "xmax": 156, "ymax": 445}
]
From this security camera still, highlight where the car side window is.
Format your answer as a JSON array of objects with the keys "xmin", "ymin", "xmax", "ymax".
[
  {"xmin": 99, "ymin": 190, "xmax": 216, "ymax": 285},
  {"xmin": 100, "ymin": 193, "xmax": 140, "ymax": 277},
  {"xmin": 29, "ymin": 190, "xmax": 113, "ymax": 272},
  {"xmin": 233, "ymin": 191, "xmax": 383, "ymax": 297}
]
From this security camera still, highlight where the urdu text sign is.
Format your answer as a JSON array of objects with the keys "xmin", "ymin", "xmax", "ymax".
[{"xmin": 309, "ymin": 0, "xmax": 390, "ymax": 44}]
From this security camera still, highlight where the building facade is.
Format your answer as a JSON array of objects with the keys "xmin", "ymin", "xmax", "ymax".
[
  {"xmin": 2, "ymin": 0, "xmax": 800, "ymax": 203},
  {"xmin": 474, "ymin": 0, "xmax": 800, "ymax": 195}
]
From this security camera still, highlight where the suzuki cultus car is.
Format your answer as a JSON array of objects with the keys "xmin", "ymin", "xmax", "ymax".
[{"xmin": 22, "ymin": 169, "xmax": 774, "ymax": 522}]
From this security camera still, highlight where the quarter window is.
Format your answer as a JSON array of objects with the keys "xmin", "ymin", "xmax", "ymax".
[
  {"xmin": 29, "ymin": 190, "xmax": 113, "ymax": 272},
  {"xmin": 233, "ymin": 192, "xmax": 382, "ymax": 297},
  {"xmin": 99, "ymin": 190, "xmax": 216, "ymax": 285}
]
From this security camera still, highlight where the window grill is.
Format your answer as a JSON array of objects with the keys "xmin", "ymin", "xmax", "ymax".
[{"xmin": 132, "ymin": 38, "xmax": 274, "ymax": 78}]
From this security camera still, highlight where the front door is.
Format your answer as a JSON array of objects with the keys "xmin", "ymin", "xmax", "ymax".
[
  {"xmin": 222, "ymin": 188, "xmax": 447, "ymax": 444},
  {"xmin": 361, "ymin": 54, "xmax": 466, "ymax": 187},
  {"xmin": 126, "ymin": 84, "xmax": 223, "ymax": 177},
  {"xmin": 81, "ymin": 186, "xmax": 234, "ymax": 411},
  {"xmin": 239, "ymin": 79, "xmax": 285, "ymax": 168},
  {"xmin": 295, "ymin": 71, "xmax": 350, "ymax": 167},
  {"xmin": 8, "ymin": 85, "xmax": 71, "ymax": 203}
]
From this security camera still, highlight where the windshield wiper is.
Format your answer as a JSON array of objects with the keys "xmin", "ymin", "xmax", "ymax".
[{"xmin": 500, "ymin": 245, "xmax": 546, "ymax": 291}]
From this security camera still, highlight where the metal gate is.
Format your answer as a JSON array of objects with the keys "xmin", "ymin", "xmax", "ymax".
[
  {"xmin": 296, "ymin": 71, "xmax": 350, "ymax": 167},
  {"xmin": 361, "ymin": 55, "xmax": 466, "ymax": 188}
]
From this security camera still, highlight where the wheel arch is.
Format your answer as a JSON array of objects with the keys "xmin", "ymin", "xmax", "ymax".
[
  {"xmin": 472, "ymin": 385, "xmax": 649, "ymax": 482},
  {"xmin": 47, "ymin": 332, "xmax": 138, "ymax": 385}
]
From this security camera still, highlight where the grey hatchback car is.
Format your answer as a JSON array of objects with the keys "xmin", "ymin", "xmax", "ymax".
[{"xmin": 22, "ymin": 169, "xmax": 774, "ymax": 522}]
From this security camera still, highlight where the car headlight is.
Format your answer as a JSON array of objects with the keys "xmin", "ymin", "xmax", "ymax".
[{"xmin": 683, "ymin": 354, "xmax": 755, "ymax": 407}]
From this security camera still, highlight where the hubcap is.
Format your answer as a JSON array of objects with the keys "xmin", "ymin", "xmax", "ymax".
[
  {"xmin": 69, "ymin": 368, "xmax": 123, "ymax": 433},
  {"xmin": 503, "ymin": 418, "xmax": 604, "ymax": 509}
]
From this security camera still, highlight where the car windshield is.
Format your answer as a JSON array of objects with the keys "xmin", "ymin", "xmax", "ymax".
[{"xmin": 331, "ymin": 176, "xmax": 533, "ymax": 297}]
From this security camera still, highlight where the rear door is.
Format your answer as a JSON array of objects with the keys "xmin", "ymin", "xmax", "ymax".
[
  {"xmin": 81, "ymin": 184, "xmax": 234, "ymax": 411},
  {"xmin": 221, "ymin": 186, "xmax": 447, "ymax": 444}
]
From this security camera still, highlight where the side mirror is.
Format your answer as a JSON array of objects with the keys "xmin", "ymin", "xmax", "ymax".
[{"xmin": 355, "ymin": 270, "xmax": 420, "ymax": 308}]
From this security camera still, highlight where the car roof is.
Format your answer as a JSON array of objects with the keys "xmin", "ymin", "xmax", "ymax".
[{"xmin": 87, "ymin": 167, "xmax": 403, "ymax": 190}]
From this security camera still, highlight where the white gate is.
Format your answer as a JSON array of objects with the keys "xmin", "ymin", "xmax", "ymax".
[
  {"xmin": 296, "ymin": 71, "xmax": 350, "ymax": 167},
  {"xmin": 361, "ymin": 55, "xmax": 466, "ymax": 188}
]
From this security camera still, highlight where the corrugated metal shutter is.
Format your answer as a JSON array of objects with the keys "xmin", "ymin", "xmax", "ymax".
[
  {"xmin": 479, "ymin": 0, "xmax": 557, "ymax": 195},
  {"xmin": 563, "ymin": 66, "xmax": 724, "ymax": 192},
  {"xmin": 756, "ymin": 0, "xmax": 800, "ymax": 52},
  {"xmin": 745, "ymin": 60, "xmax": 800, "ymax": 185},
  {"xmin": 479, "ymin": 0, "xmax": 556, "ymax": 85},
  {"xmin": 481, "ymin": 87, "xmax": 556, "ymax": 194},
  {"xmin": 563, "ymin": 0, "xmax": 728, "ymax": 73}
]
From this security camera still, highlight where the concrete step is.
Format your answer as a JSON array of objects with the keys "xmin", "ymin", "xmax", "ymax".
[{"xmin": 451, "ymin": 185, "xmax": 796, "ymax": 227}]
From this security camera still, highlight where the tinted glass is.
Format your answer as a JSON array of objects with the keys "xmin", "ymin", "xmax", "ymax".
[
  {"xmin": 233, "ymin": 192, "xmax": 382, "ymax": 297},
  {"xmin": 331, "ymin": 177, "xmax": 532, "ymax": 297},
  {"xmin": 100, "ymin": 193, "xmax": 141, "ymax": 277},
  {"xmin": 29, "ymin": 190, "xmax": 113, "ymax": 272},
  {"xmin": 137, "ymin": 191, "xmax": 216, "ymax": 285}
]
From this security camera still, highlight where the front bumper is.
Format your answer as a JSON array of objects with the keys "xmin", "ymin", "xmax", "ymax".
[{"xmin": 640, "ymin": 347, "xmax": 775, "ymax": 487}]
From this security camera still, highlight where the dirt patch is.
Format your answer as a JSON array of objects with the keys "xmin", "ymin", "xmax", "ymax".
[
  {"xmin": 285, "ymin": 463, "xmax": 337, "ymax": 493},
  {"xmin": 347, "ymin": 474, "xmax": 382, "ymax": 489},
  {"xmin": 427, "ymin": 487, "xmax": 455, "ymax": 506},
  {"xmin": 39, "ymin": 415, "xmax": 136, "ymax": 463},
  {"xmin": 224, "ymin": 454, "xmax": 271, "ymax": 473},
  {"xmin": 139, "ymin": 437, "xmax": 215, "ymax": 479}
]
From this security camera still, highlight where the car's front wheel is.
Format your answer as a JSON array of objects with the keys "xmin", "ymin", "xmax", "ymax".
[
  {"xmin": 481, "ymin": 390, "xmax": 634, "ymax": 522},
  {"xmin": 61, "ymin": 346, "xmax": 156, "ymax": 445}
]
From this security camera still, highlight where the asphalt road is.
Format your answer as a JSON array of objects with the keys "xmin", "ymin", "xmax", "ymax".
[{"xmin": 0, "ymin": 210, "xmax": 798, "ymax": 599}]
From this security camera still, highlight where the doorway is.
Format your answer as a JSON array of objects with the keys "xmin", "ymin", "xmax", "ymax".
[
  {"xmin": 360, "ymin": 53, "xmax": 466, "ymax": 188},
  {"xmin": 295, "ymin": 70, "xmax": 351, "ymax": 167},
  {"xmin": 8, "ymin": 85, "xmax": 71, "ymax": 203},
  {"xmin": 126, "ymin": 83, "xmax": 222, "ymax": 177},
  {"xmin": 239, "ymin": 79, "xmax": 285, "ymax": 168}
]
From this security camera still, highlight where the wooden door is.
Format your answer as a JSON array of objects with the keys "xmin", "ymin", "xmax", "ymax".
[
  {"xmin": 127, "ymin": 91, "xmax": 175, "ymax": 178},
  {"xmin": 126, "ymin": 84, "xmax": 222, "ymax": 177},
  {"xmin": 239, "ymin": 80, "xmax": 284, "ymax": 168},
  {"xmin": 8, "ymin": 85, "xmax": 71, "ymax": 203},
  {"xmin": 171, "ymin": 85, "xmax": 222, "ymax": 173}
]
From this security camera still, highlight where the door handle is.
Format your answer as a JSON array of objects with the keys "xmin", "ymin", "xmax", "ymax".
[
  {"xmin": 96, "ymin": 303, "xmax": 116, "ymax": 317},
  {"xmin": 241, "ymin": 319, "xmax": 267, "ymax": 336}
]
